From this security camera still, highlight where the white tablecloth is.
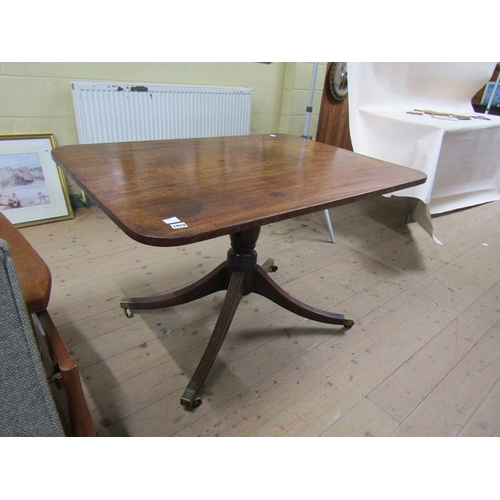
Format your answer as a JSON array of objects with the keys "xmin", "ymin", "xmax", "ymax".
[{"xmin": 348, "ymin": 62, "xmax": 500, "ymax": 241}]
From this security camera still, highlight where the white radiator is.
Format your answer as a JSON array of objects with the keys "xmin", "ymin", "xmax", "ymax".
[{"xmin": 71, "ymin": 81, "xmax": 252, "ymax": 144}]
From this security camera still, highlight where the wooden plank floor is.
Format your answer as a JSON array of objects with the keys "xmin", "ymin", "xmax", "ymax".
[{"xmin": 19, "ymin": 195, "xmax": 500, "ymax": 437}]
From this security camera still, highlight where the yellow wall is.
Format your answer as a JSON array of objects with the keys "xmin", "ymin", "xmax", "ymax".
[
  {"xmin": 0, "ymin": 62, "xmax": 326, "ymax": 193},
  {"xmin": 279, "ymin": 62, "xmax": 327, "ymax": 137}
]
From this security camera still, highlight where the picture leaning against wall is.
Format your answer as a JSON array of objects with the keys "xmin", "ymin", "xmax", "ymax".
[{"xmin": 0, "ymin": 134, "xmax": 73, "ymax": 227}]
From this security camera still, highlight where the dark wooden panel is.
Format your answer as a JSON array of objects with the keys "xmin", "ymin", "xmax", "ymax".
[{"xmin": 316, "ymin": 62, "xmax": 353, "ymax": 151}]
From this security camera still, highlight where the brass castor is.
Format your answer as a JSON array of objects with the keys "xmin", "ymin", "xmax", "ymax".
[
  {"xmin": 262, "ymin": 258, "xmax": 278, "ymax": 273},
  {"xmin": 343, "ymin": 314, "xmax": 354, "ymax": 328},
  {"xmin": 180, "ymin": 388, "xmax": 202, "ymax": 409},
  {"xmin": 120, "ymin": 299, "xmax": 134, "ymax": 318}
]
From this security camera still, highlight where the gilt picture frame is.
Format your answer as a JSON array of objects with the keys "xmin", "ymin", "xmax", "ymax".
[{"xmin": 0, "ymin": 133, "xmax": 73, "ymax": 227}]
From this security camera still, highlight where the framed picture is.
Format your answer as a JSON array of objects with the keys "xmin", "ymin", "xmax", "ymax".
[{"xmin": 0, "ymin": 133, "xmax": 73, "ymax": 227}]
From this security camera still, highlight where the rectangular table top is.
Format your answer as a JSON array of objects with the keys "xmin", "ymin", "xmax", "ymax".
[{"xmin": 52, "ymin": 134, "xmax": 427, "ymax": 246}]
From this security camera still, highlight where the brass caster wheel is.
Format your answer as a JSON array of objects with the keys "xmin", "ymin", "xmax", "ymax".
[
  {"xmin": 180, "ymin": 388, "xmax": 202, "ymax": 409},
  {"xmin": 263, "ymin": 258, "xmax": 278, "ymax": 273},
  {"xmin": 343, "ymin": 314, "xmax": 354, "ymax": 329},
  {"xmin": 120, "ymin": 299, "xmax": 133, "ymax": 318}
]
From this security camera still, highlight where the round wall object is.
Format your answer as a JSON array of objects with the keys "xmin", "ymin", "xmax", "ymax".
[{"xmin": 328, "ymin": 62, "xmax": 348, "ymax": 101}]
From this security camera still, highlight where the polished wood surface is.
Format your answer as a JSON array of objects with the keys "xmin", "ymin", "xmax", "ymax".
[
  {"xmin": 0, "ymin": 212, "xmax": 51, "ymax": 313},
  {"xmin": 34, "ymin": 309, "xmax": 95, "ymax": 437},
  {"xmin": 52, "ymin": 134, "xmax": 426, "ymax": 247}
]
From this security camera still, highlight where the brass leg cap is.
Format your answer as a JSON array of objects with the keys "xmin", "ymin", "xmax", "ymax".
[
  {"xmin": 180, "ymin": 388, "xmax": 202, "ymax": 409},
  {"xmin": 343, "ymin": 314, "xmax": 354, "ymax": 328}
]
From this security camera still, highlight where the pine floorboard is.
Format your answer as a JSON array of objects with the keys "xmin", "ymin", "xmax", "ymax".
[{"xmin": 18, "ymin": 195, "xmax": 500, "ymax": 437}]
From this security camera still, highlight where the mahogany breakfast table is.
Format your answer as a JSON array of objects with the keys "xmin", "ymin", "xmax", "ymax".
[{"xmin": 52, "ymin": 134, "xmax": 426, "ymax": 409}]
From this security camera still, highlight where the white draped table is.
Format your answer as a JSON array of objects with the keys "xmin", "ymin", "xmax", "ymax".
[{"xmin": 348, "ymin": 62, "xmax": 500, "ymax": 242}]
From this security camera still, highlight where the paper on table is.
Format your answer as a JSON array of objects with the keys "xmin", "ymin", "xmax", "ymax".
[{"xmin": 163, "ymin": 216, "xmax": 181, "ymax": 224}]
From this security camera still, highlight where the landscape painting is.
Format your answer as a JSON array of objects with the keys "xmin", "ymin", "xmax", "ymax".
[
  {"xmin": 0, "ymin": 134, "xmax": 73, "ymax": 227},
  {"xmin": 0, "ymin": 152, "xmax": 51, "ymax": 210}
]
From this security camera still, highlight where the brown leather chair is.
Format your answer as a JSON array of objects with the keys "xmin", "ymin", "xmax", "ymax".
[{"xmin": 0, "ymin": 212, "xmax": 94, "ymax": 437}]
